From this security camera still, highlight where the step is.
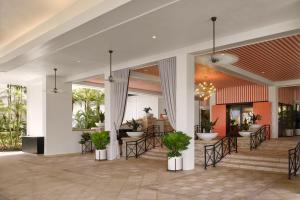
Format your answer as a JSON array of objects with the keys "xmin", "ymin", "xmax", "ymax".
[{"xmin": 219, "ymin": 162, "xmax": 287, "ymax": 174}]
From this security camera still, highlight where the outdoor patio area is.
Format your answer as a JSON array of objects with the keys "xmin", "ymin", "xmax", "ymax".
[{"xmin": 0, "ymin": 154, "xmax": 299, "ymax": 200}]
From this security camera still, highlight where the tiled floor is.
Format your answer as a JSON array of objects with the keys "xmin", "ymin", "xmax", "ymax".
[{"xmin": 0, "ymin": 153, "xmax": 299, "ymax": 200}]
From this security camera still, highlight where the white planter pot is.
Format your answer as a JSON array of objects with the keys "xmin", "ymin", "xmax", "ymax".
[
  {"xmin": 95, "ymin": 149, "xmax": 107, "ymax": 160},
  {"xmin": 168, "ymin": 156, "xmax": 182, "ymax": 171},
  {"xmin": 239, "ymin": 131, "xmax": 253, "ymax": 137},
  {"xmin": 249, "ymin": 124, "xmax": 262, "ymax": 130},
  {"xmin": 295, "ymin": 129, "xmax": 300, "ymax": 136},
  {"xmin": 95, "ymin": 122, "xmax": 105, "ymax": 128},
  {"xmin": 127, "ymin": 131, "xmax": 144, "ymax": 137},
  {"xmin": 196, "ymin": 132, "xmax": 218, "ymax": 141},
  {"xmin": 285, "ymin": 129, "xmax": 294, "ymax": 137},
  {"xmin": 146, "ymin": 113, "xmax": 153, "ymax": 118}
]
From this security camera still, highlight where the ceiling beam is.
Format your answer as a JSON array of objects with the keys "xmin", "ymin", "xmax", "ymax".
[
  {"xmin": 212, "ymin": 64, "xmax": 274, "ymax": 85},
  {"xmin": 274, "ymin": 79, "xmax": 300, "ymax": 87}
]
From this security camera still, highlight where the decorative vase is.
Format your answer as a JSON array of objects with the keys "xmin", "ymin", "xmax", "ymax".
[
  {"xmin": 239, "ymin": 131, "xmax": 253, "ymax": 137},
  {"xmin": 126, "ymin": 131, "xmax": 144, "ymax": 137},
  {"xmin": 285, "ymin": 129, "xmax": 294, "ymax": 137},
  {"xmin": 95, "ymin": 149, "xmax": 107, "ymax": 160},
  {"xmin": 168, "ymin": 156, "xmax": 182, "ymax": 171},
  {"xmin": 196, "ymin": 132, "xmax": 218, "ymax": 141}
]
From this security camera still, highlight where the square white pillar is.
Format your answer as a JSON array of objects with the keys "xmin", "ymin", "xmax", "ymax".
[
  {"xmin": 209, "ymin": 92, "xmax": 216, "ymax": 121},
  {"xmin": 176, "ymin": 53, "xmax": 195, "ymax": 170},
  {"xmin": 104, "ymin": 72, "xmax": 119, "ymax": 160},
  {"xmin": 268, "ymin": 86, "xmax": 278, "ymax": 138}
]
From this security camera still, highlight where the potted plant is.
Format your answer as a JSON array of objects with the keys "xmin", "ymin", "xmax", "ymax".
[
  {"xmin": 284, "ymin": 110, "xmax": 294, "ymax": 137},
  {"xmin": 239, "ymin": 119, "xmax": 252, "ymax": 137},
  {"xmin": 95, "ymin": 111, "xmax": 105, "ymax": 129},
  {"xmin": 91, "ymin": 131, "xmax": 110, "ymax": 160},
  {"xmin": 126, "ymin": 118, "xmax": 144, "ymax": 137},
  {"xmin": 196, "ymin": 118, "xmax": 218, "ymax": 141},
  {"xmin": 249, "ymin": 113, "xmax": 262, "ymax": 129},
  {"xmin": 163, "ymin": 132, "xmax": 191, "ymax": 171},
  {"xmin": 143, "ymin": 107, "xmax": 153, "ymax": 117},
  {"xmin": 78, "ymin": 132, "xmax": 91, "ymax": 144}
]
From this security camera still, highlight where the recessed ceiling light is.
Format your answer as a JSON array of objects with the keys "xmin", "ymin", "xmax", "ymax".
[
  {"xmin": 152, "ymin": 35, "xmax": 157, "ymax": 39},
  {"xmin": 261, "ymin": 71, "xmax": 265, "ymax": 74}
]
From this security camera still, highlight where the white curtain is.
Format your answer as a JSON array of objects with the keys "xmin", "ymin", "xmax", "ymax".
[
  {"xmin": 158, "ymin": 57, "xmax": 176, "ymax": 129},
  {"xmin": 108, "ymin": 69, "xmax": 130, "ymax": 160}
]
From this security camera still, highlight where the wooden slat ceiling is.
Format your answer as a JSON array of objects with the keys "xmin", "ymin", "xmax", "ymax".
[{"xmin": 223, "ymin": 34, "xmax": 300, "ymax": 81}]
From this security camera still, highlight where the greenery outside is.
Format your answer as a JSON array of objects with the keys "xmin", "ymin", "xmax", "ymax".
[
  {"xmin": 0, "ymin": 84, "xmax": 27, "ymax": 151},
  {"xmin": 163, "ymin": 131, "xmax": 191, "ymax": 157},
  {"xmin": 72, "ymin": 88, "xmax": 105, "ymax": 129}
]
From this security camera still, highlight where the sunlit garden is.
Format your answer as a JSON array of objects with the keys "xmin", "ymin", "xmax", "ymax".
[{"xmin": 0, "ymin": 84, "xmax": 26, "ymax": 151}]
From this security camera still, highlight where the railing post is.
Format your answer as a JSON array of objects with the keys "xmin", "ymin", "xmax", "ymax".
[
  {"xmin": 135, "ymin": 141, "xmax": 138, "ymax": 158},
  {"xmin": 204, "ymin": 147, "xmax": 207, "ymax": 169},
  {"xmin": 228, "ymin": 137, "xmax": 231, "ymax": 155},
  {"xmin": 294, "ymin": 151, "xmax": 297, "ymax": 176},
  {"xmin": 145, "ymin": 136, "xmax": 147, "ymax": 151},
  {"xmin": 221, "ymin": 139, "xmax": 224, "ymax": 158},
  {"xmin": 213, "ymin": 146, "xmax": 216, "ymax": 167},
  {"xmin": 126, "ymin": 142, "xmax": 128, "ymax": 160}
]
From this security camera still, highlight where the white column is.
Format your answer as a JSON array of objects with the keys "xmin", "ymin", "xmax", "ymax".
[
  {"xmin": 268, "ymin": 86, "xmax": 278, "ymax": 138},
  {"xmin": 26, "ymin": 76, "xmax": 82, "ymax": 155},
  {"xmin": 104, "ymin": 72, "xmax": 114, "ymax": 160},
  {"xmin": 27, "ymin": 80, "xmax": 44, "ymax": 137},
  {"xmin": 176, "ymin": 53, "xmax": 195, "ymax": 170},
  {"xmin": 209, "ymin": 92, "xmax": 216, "ymax": 121}
]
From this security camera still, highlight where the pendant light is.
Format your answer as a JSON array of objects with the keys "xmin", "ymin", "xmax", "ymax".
[{"xmin": 106, "ymin": 50, "xmax": 114, "ymax": 82}]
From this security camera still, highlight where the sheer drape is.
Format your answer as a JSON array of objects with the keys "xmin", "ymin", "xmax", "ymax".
[
  {"xmin": 158, "ymin": 57, "xmax": 176, "ymax": 129},
  {"xmin": 107, "ymin": 69, "xmax": 130, "ymax": 160}
]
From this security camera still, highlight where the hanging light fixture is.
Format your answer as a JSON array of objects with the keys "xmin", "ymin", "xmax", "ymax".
[
  {"xmin": 49, "ymin": 68, "xmax": 63, "ymax": 94},
  {"xmin": 196, "ymin": 16, "xmax": 238, "ymax": 66},
  {"xmin": 195, "ymin": 76, "xmax": 216, "ymax": 101}
]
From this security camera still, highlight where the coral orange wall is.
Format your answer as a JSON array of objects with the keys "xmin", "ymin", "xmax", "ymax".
[
  {"xmin": 212, "ymin": 105, "xmax": 226, "ymax": 137},
  {"xmin": 253, "ymin": 102, "xmax": 271, "ymax": 126},
  {"xmin": 253, "ymin": 102, "xmax": 272, "ymax": 137}
]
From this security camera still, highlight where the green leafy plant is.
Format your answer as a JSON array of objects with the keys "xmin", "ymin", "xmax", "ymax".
[
  {"xmin": 201, "ymin": 118, "xmax": 218, "ymax": 132},
  {"xmin": 78, "ymin": 132, "xmax": 91, "ymax": 144},
  {"xmin": 163, "ymin": 132, "xmax": 191, "ymax": 157},
  {"xmin": 126, "ymin": 118, "xmax": 142, "ymax": 131},
  {"xmin": 249, "ymin": 113, "xmax": 262, "ymax": 124},
  {"xmin": 91, "ymin": 131, "xmax": 110, "ymax": 150},
  {"xmin": 143, "ymin": 107, "xmax": 152, "ymax": 113},
  {"xmin": 240, "ymin": 119, "xmax": 250, "ymax": 131},
  {"xmin": 98, "ymin": 111, "xmax": 105, "ymax": 123}
]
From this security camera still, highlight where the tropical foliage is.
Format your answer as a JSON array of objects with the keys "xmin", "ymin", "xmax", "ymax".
[
  {"xmin": 72, "ymin": 88, "xmax": 105, "ymax": 129},
  {"xmin": 0, "ymin": 84, "xmax": 27, "ymax": 151},
  {"xmin": 163, "ymin": 131, "xmax": 191, "ymax": 157},
  {"xmin": 91, "ymin": 131, "xmax": 110, "ymax": 150}
]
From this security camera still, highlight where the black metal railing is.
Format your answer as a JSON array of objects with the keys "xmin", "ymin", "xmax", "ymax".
[
  {"xmin": 125, "ymin": 125, "xmax": 164, "ymax": 159},
  {"xmin": 204, "ymin": 136, "xmax": 237, "ymax": 169},
  {"xmin": 288, "ymin": 141, "xmax": 300, "ymax": 179},
  {"xmin": 250, "ymin": 125, "xmax": 270, "ymax": 150}
]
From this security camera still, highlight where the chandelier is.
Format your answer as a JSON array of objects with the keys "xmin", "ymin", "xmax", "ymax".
[{"xmin": 195, "ymin": 81, "xmax": 216, "ymax": 101}]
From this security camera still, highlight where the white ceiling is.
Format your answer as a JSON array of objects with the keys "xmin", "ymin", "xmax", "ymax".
[
  {"xmin": 0, "ymin": 0, "xmax": 79, "ymax": 46},
  {"xmin": 0, "ymin": 0, "xmax": 299, "ymax": 85}
]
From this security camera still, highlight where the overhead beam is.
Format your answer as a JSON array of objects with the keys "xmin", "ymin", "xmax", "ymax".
[
  {"xmin": 274, "ymin": 79, "xmax": 300, "ymax": 87},
  {"xmin": 212, "ymin": 64, "xmax": 274, "ymax": 86}
]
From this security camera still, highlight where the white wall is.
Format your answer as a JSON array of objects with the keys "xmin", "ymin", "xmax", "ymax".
[
  {"xmin": 26, "ymin": 76, "xmax": 82, "ymax": 155},
  {"xmin": 123, "ymin": 94, "xmax": 164, "ymax": 121},
  {"xmin": 27, "ymin": 81, "xmax": 43, "ymax": 136},
  {"xmin": 44, "ymin": 76, "xmax": 81, "ymax": 155}
]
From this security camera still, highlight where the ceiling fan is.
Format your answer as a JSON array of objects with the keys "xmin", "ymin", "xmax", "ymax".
[
  {"xmin": 104, "ymin": 50, "xmax": 127, "ymax": 83},
  {"xmin": 196, "ymin": 16, "xmax": 238, "ymax": 66},
  {"xmin": 48, "ymin": 68, "xmax": 63, "ymax": 94}
]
